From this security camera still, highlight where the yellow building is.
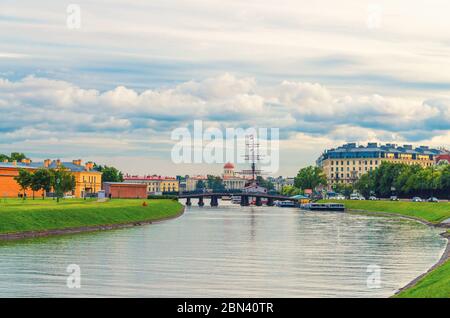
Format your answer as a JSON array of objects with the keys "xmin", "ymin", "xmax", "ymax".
[
  {"xmin": 123, "ymin": 175, "xmax": 179, "ymax": 193},
  {"xmin": 43, "ymin": 159, "xmax": 102, "ymax": 198},
  {"xmin": 317, "ymin": 143, "xmax": 442, "ymax": 186}
]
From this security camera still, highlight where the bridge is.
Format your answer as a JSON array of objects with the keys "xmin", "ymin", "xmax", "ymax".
[{"xmin": 177, "ymin": 192, "xmax": 298, "ymax": 207}]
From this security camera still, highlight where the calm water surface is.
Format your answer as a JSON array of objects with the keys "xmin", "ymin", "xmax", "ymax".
[{"xmin": 0, "ymin": 201, "xmax": 446, "ymax": 297}]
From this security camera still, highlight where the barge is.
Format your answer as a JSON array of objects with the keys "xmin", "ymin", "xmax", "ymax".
[{"xmin": 301, "ymin": 203, "xmax": 345, "ymax": 211}]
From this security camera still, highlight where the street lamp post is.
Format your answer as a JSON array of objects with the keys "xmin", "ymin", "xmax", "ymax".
[{"xmin": 56, "ymin": 178, "xmax": 61, "ymax": 203}]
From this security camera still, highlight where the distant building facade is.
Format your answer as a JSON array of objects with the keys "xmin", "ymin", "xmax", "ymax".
[
  {"xmin": 103, "ymin": 182, "xmax": 147, "ymax": 199},
  {"xmin": 123, "ymin": 175, "xmax": 179, "ymax": 194},
  {"xmin": 222, "ymin": 162, "xmax": 247, "ymax": 190},
  {"xmin": 0, "ymin": 158, "xmax": 101, "ymax": 198},
  {"xmin": 317, "ymin": 143, "xmax": 443, "ymax": 186},
  {"xmin": 436, "ymin": 153, "xmax": 450, "ymax": 165},
  {"xmin": 185, "ymin": 175, "xmax": 208, "ymax": 191},
  {"xmin": 268, "ymin": 176, "xmax": 295, "ymax": 192}
]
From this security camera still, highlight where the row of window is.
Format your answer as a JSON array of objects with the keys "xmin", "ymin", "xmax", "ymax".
[
  {"xmin": 82, "ymin": 176, "xmax": 98, "ymax": 183},
  {"xmin": 330, "ymin": 172, "xmax": 365, "ymax": 179},
  {"xmin": 331, "ymin": 165, "xmax": 375, "ymax": 172},
  {"xmin": 331, "ymin": 160, "xmax": 378, "ymax": 166}
]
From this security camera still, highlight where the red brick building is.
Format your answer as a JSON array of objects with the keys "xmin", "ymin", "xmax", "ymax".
[
  {"xmin": 436, "ymin": 154, "xmax": 450, "ymax": 165},
  {"xmin": 103, "ymin": 182, "xmax": 147, "ymax": 199}
]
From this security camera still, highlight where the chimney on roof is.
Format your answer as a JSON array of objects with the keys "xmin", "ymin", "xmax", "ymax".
[
  {"xmin": 3, "ymin": 159, "xmax": 8, "ymax": 163},
  {"xmin": 43, "ymin": 159, "xmax": 51, "ymax": 168},
  {"xmin": 12, "ymin": 160, "xmax": 17, "ymax": 166},
  {"xmin": 85, "ymin": 161, "xmax": 94, "ymax": 171},
  {"xmin": 72, "ymin": 159, "xmax": 82, "ymax": 166},
  {"xmin": 56, "ymin": 159, "xmax": 61, "ymax": 167},
  {"xmin": 21, "ymin": 158, "xmax": 31, "ymax": 165}
]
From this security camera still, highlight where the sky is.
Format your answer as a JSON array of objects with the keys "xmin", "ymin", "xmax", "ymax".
[{"xmin": 0, "ymin": 0, "xmax": 449, "ymax": 176}]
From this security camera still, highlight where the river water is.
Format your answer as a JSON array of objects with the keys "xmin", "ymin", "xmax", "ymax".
[{"xmin": 0, "ymin": 201, "xmax": 446, "ymax": 297}]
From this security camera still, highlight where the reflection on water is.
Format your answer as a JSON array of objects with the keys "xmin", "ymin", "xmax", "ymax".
[{"xmin": 0, "ymin": 201, "xmax": 446, "ymax": 297}]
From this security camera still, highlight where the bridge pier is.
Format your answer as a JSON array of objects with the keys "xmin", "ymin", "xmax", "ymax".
[
  {"xmin": 240, "ymin": 195, "xmax": 249, "ymax": 206},
  {"xmin": 255, "ymin": 196, "xmax": 262, "ymax": 206},
  {"xmin": 267, "ymin": 198, "xmax": 274, "ymax": 206},
  {"xmin": 186, "ymin": 198, "xmax": 192, "ymax": 206},
  {"xmin": 210, "ymin": 196, "xmax": 218, "ymax": 207},
  {"xmin": 198, "ymin": 197, "xmax": 204, "ymax": 207}
]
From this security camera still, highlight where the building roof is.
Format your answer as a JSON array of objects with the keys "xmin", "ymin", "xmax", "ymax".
[
  {"xmin": 224, "ymin": 162, "xmax": 235, "ymax": 169},
  {"xmin": 124, "ymin": 175, "xmax": 177, "ymax": 181},
  {"xmin": 103, "ymin": 182, "xmax": 147, "ymax": 186},
  {"xmin": 317, "ymin": 142, "xmax": 444, "ymax": 162},
  {"xmin": 0, "ymin": 160, "xmax": 101, "ymax": 173}
]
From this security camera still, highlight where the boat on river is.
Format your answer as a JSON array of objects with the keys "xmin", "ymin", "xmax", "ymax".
[
  {"xmin": 275, "ymin": 200, "xmax": 296, "ymax": 207},
  {"xmin": 301, "ymin": 203, "xmax": 345, "ymax": 211}
]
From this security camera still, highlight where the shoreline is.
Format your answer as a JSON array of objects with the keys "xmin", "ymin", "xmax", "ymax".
[
  {"xmin": 346, "ymin": 208, "xmax": 449, "ymax": 297},
  {"xmin": 394, "ymin": 231, "xmax": 449, "ymax": 295},
  {"xmin": 0, "ymin": 206, "xmax": 185, "ymax": 242}
]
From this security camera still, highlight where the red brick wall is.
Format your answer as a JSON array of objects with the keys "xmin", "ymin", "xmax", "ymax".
[
  {"xmin": 104, "ymin": 183, "xmax": 147, "ymax": 199},
  {"xmin": 0, "ymin": 167, "xmax": 45, "ymax": 198}
]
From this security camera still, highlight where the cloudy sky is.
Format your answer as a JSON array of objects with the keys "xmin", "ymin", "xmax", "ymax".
[{"xmin": 0, "ymin": 0, "xmax": 449, "ymax": 176}]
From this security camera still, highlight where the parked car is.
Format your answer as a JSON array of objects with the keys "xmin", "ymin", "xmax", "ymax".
[
  {"xmin": 350, "ymin": 193, "xmax": 365, "ymax": 200},
  {"xmin": 412, "ymin": 197, "xmax": 423, "ymax": 202},
  {"xmin": 334, "ymin": 194, "xmax": 346, "ymax": 200},
  {"xmin": 390, "ymin": 196, "xmax": 399, "ymax": 201},
  {"xmin": 369, "ymin": 196, "xmax": 378, "ymax": 200},
  {"xmin": 427, "ymin": 197, "xmax": 439, "ymax": 203}
]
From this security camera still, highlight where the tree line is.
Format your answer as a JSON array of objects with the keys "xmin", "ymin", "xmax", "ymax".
[
  {"xmin": 280, "ymin": 162, "xmax": 450, "ymax": 199},
  {"xmin": 355, "ymin": 162, "xmax": 450, "ymax": 198},
  {"xmin": 0, "ymin": 152, "xmax": 28, "ymax": 163},
  {"xmin": 281, "ymin": 166, "xmax": 327, "ymax": 196},
  {"xmin": 14, "ymin": 167, "xmax": 75, "ymax": 202}
]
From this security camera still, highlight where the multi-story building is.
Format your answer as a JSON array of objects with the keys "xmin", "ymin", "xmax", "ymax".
[
  {"xmin": 123, "ymin": 175, "xmax": 179, "ymax": 194},
  {"xmin": 185, "ymin": 175, "xmax": 208, "ymax": 191},
  {"xmin": 436, "ymin": 153, "xmax": 450, "ymax": 165},
  {"xmin": 0, "ymin": 158, "xmax": 102, "ymax": 198},
  {"xmin": 222, "ymin": 162, "xmax": 247, "ymax": 190},
  {"xmin": 317, "ymin": 143, "xmax": 443, "ymax": 186},
  {"xmin": 268, "ymin": 176, "xmax": 295, "ymax": 192}
]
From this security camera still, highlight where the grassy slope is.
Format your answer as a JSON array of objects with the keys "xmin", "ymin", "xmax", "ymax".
[
  {"xmin": 0, "ymin": 199, "xmax": 183, "ymax": 234},
  {"xmin": 395, "ymin": 259, "xmax": 450, "ymax": 298},
  {"xmin": 322, "ymin": 200, "xmax": 450, "ymax": 223}
]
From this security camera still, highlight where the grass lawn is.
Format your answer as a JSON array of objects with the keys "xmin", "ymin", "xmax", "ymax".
[
  {"xmin": 0, "ymin": 198, "xmax": 183, "ymax": 234},
  {"xmin": 394, "ymin": 259, "xmax": 450, "ymax": 298},
  {"xmin": 322, "ymin": 200, "xmax": 450, "ymax": 223}
]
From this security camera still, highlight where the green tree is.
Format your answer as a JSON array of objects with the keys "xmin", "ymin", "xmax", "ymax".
[
  {"xmin": 51, "ymin": 167, "xmax": 76, "ymax": 202},
  {"xmin": 207, "ymin": 175, "xmax": 225, "ymax": 191},
  {"xmin": 280, "ymin": 185, "xmax": 302, "ymax": 196},
  {"xmin": 31, "ymin": 168, "xmax": 52, "ymax": 199},
  {"xmin": 0, "ymin": 154, "xmax": 9, "ymax": 162},
  {"xmin": 333, "ymin": 183, "xmax": 354, "ymax": 197},
  {"xmin": 256, "ymin": 176, "xmax": 275, "ymax": 191},
  {"xmin": 440, "ymin": 165, "xmax": 450, "ymax": 190},
  {"xmin": 9, "ymin": 152, "xmax": 27, "ymax": 162},
  {"xmin": 196, "ymin": 180, "xmax": 206, "ymax": 191},
  {"xmin": 95, "ymin": 165, "xmax": 124, "ymax": 183},
  {"xmin": 14, "ymin": 169, "xmax": 32, "ymax": 200},
  {"xmin": 294, "ymin": 166, "xmax": 327, "ymax": 190}
]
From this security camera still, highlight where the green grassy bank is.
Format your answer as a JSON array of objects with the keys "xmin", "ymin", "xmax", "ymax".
[
  {"xmin": 0, "ymin": 198, "xmax": 183, "ymax": 235},
  {"xmin": 322, "ymin": 200, "xmax": 450, "ymax": 224},
  {"xmin": 394, "ymin": 259, "xmax": 450, "ymax": 298}
]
